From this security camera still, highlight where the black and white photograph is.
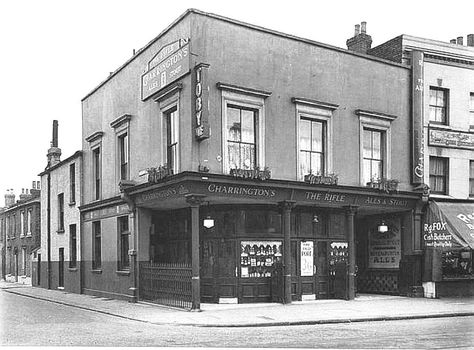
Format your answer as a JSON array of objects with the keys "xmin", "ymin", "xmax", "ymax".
[{"xmin": 0, "ymin": 0, "xmax": 473, "ymax": 348}]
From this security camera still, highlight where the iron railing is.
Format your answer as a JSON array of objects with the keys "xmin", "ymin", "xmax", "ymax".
[{"xmin": 139, "ymin": 262, "xmax": 192, "ymax": 309}]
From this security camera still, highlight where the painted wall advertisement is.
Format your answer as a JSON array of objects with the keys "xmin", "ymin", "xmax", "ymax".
[
  {"xmin": 300, "ymin": 241, "xmax": 314, "ymax": 276},
  {"xmin": 411, "ymin": 50, "xmax": 424, "ymax": 184},
  {"xmin": 141, "ymin": 39, "xmax": 190, "ymax": 101},
  {"xmin": 368, "ymin": 219, "xmax": 401, "ymax": 269}
]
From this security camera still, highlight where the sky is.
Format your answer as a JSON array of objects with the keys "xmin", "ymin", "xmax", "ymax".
[{"xmin": 0, "ymin": 0, "xmax": 473, "ymax": 207}]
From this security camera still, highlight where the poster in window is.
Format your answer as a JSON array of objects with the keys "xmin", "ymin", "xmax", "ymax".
[
  {"xmin": 300, "ymin": 241, "xmax": 314, "ymax": 276},
  {"xmin": 368, "ymin": 218, "xmax": 401, "ymax": 269}
]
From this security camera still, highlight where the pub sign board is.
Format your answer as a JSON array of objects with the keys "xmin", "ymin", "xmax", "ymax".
[
  {"xmin": 368, "ymin": 218, "xmax": 401, "ymax": 269},
  {"xmin": 141, "ymin": 40, "xmax": 190, "ymax": 101}
]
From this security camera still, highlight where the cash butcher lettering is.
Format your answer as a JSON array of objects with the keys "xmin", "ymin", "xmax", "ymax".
[{"xmin": 208, "ymin": 184, "xmax": 276, "ymax": 197}]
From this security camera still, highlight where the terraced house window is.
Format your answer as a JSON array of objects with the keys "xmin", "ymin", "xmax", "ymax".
[
  {"xmin": 429, "ymin": 87, "xmax": 449, "ymax": 124},
  {"xmin": 470, "ymin": 93, "xmax": 474, "ymax": 129},
  {"xmin": 27, "ymin": 209, "xmax": 32, "ymax": 234},
  {"xmin": 299, "ymin": 118, "xmax": 325, "ymax": 178},
  {"xmin": 20, "ymin": 211, "xmax": 25, "ymax": 236},
  {"xmin": 117, "ymin": 216, "xmax": 130, "ymax": 271},
  {"xmin": 227, "ymin": 105, "xmax": 258, "ymax": 170},
  {"xmin": 118, "ymin": 133, "xmax": 129, "ymax": 180},
  {"xmin": 93, "ymin": 147, "xmax": 101, "ymax": 200},
  {"xmin": 363, "ymin": 129, "xmax": 384, "ymax": 185},
  {"xmin": 429, "ymin": 156, "xmax": 448, "ymax": 194},
  {"xmin": 470, "ymin": 160, "xmax": 474, "ymax": 197},
  {"xmin": 58, "ymin": 193, "xmax": 64, "ymax": 232},
  {"xmin": 70, "ymin": 163, "xmax": 76, "ymax": 203},
  {"xmin": 92, "ymin": 221, "xmax": 101, "ymax": 269},
  {"xmin": 69, "ymin": 224, "xmax": 77, "ymax": 268}
]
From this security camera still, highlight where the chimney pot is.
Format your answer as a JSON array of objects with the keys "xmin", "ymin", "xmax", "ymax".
[
  {"xmin": 361, "ymin": 21, "xmax": 367, "ymax": 34},
  {"xmin": 467, "ymin": 34, "xmax": 474, "ymax": 47},
  {"xmin": 355, "ymin": 24, "xmax": 360, "ymax": 36},
  {"xmin": 32, "ymin": 181, "xmax": 36, "ymax": 189},
  {"xmin": 22, "ymin": 188, "xmax": 24, "ymax": 194},
  {"xmin": 457, "ymin": 36, "xmax": 463, "ymax": 45},
  {"xmin": 450, "ymin": 39, "xmax": 457, "ymax": 44},
  {"xmin": 37, "ymin": 181, "xmax": 41, "ymax": 189}
]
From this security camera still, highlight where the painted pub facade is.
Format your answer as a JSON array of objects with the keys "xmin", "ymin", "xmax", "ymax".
[{"xmin": 80, "ymin": 9, "xmax": 423, "ymax": 307}]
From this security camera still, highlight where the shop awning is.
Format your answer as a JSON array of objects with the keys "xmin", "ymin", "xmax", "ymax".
[{"xmin": 423, "ymin": 201, "xmax": 474, "ymax": 249}]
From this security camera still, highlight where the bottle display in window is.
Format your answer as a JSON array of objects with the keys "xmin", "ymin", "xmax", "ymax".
[{"xmin": 240, "ymin": 241, "xmax": 282, "ymax": 278}]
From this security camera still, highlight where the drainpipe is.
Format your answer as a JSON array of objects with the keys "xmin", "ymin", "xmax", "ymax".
[{"xmin": 47, "ymin": 173, "xmax": 51, "ymax": 289}]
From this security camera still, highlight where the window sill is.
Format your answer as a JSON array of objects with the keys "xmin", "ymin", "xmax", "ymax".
[
  {"xmin": 58, "ymin": 287, "xmax": 65, "ymax": 290},
  {"xmin": 26, "ymin": 232, "xmax": 32, "ymax": 237},
  {"xmin": 68, "ymin": 201, "xmax": 76, "ymax": 207},
  {"xmin": 442, "ymin": 276, "xmax": 474, "ymax": 281},
  {"xmin": 68, "ymin": 267, "xmax": 78, "ymax": 271},
  {"xmin": 429, "ymin": 123, "xmax": 451, "ymax": 130},
  {"xmin": 91, "ymin": 269, "xmax": 102, "ymax": 274},
  {"xmin": 57, "ymin": 229, "xmax": 65, "ymax": 234},
  {"xmin": 116, "ymin": 270, "xmax": 131, "ymax": 276}
]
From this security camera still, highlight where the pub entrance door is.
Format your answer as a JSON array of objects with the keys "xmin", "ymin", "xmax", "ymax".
[{"xmin": 201, "ymin": 239, "xmax": 238, "ymax": 303}]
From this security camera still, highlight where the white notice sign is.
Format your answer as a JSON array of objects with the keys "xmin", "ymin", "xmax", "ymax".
[{"xmin": 300, "ymin": 241, "xmax": 314, "ymax": 276}]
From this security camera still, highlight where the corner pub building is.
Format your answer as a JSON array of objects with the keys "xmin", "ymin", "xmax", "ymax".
[{"xmin": 80, "ymin": 9, "xmax": 424, "ymax": 309}]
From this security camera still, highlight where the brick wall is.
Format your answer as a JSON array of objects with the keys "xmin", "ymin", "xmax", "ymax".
[{"xmin": 368, "ymin": 36, "xmax": 403, "ymax": 63}]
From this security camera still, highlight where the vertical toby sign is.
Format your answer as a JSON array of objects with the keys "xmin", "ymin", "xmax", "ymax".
[
  {"xmin": 194, "ymin": 63, "xmax": 210, "ymax": 141},
  {"xmin": 412, "ymin": 50, "xmax": 424, "ymax": 184}
]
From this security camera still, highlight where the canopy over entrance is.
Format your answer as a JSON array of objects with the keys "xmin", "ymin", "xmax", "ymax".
[{"xmin": 424, "ymin": 201, "xmax": 474, "ymax": 249}]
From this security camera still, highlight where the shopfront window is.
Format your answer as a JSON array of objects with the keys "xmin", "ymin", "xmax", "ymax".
[
  {"xmin": 117, "ymin": 216, "xmax": 130, "ymax": 270},
  {"xmin": 245, "ymin": 209, "xmax": 281, "ymax": 234},
  {"xmin": 240, "ymin": 241, "xmax": 282, "ymax": 278},
  {"xmin": 442, "ymin": 250, "xmax": 474, "ymax": 278}
]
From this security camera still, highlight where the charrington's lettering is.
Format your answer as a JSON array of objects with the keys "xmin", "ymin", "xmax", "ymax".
[
  {"xmin": 208, "ymin": 183, "xmax": 276, "ymax": 197},
  {"xmin": 230, "ymin": 167, "xmax": 271, "ymax": 180},
  {"xmin": 304, "ymin": 173, "xmax": 338, "ymax": 186}
]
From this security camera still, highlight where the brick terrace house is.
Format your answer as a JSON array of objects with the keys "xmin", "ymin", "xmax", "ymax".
[
  {"xmin": 368, "ymin": 33, "xmax": 474, "ymax": 297},
  {"xmin": 79, "ymin": 9, "xmax": 425, "ymax": 309},
  {"xmin": 2, "ymin": 185, "xmax": 41, "ymax": 284}
]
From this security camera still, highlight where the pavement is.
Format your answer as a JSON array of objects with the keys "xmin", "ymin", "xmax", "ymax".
[{"xmin": 1, "ymin": 280, "xmax": 473, "ymax": 327}]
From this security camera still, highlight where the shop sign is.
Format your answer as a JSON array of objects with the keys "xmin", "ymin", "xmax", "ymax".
[
  {"xmin": 141, "ymin": 43, "xmax": 190, "ymax": 101},
  {"xmin": 138, "ymin": 184, "xmax": 190, "ymax": 204},
  {"xmin": 194, "ymin": 64, "xmax": 210, "ymax": 140},
  {"xmin": 300, "ymin": 241, "xmax": 314, "ymax": 276},
  {"xmin": 304, "ymin": 173, "xmax": 338, "ymax": 186},
  {"xmin": 147, "ymin": 165, "xmax": 173, "ymax": 183},
  {"xmin": 429, "ymin": 128, "xmax": 474, "ymax": 150},
  {"xmin": 304, "ymin": 191, "xmax": 350, "ymax": 204},
  {"xmin": 230, "ymin": 167, "xmax": 271, "ymax": 181},
  {"xmin": 411, "ymin": 50, "xmax": 424, "ymax": 184},
  {"xmin": 423, "ymin": 220, "xmax": 453, "ymax": 248},
  {"xmin": 368, "ymin": 219, "xmax": 401, "ymax": 269},
  {"xmin": 147, "ymin": 38, "xmax": 188, "ymax": 70},
  {"xmin": 84, "ymin": 204, "xmax": 129, "ymax": 222},
  {"xmin": 207, "ymin": 183, "xmax": 276, "ymax": 198},
  {"xmin": 360, "ymin": 196, "xmax": 409, "ymax": 208},
  {"xmin": 366, "ymin": 178, "xmax": 399, "ymax": 193}
]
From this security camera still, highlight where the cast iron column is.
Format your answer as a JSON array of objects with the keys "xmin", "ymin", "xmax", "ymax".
[
  {"xmin": 344, "ymin": 205, "xmax": 358, "ymax": 300},
  {"xmin": 128, "ymin": 207, "xmax": 138, "ymax": 302},
  {"xmin": 185, "ymin": 194, "xmax": 206, "ymax": 311},
  {"xmin": 280, "ymin": 200, "xmax": 296, "ymax": 304}
]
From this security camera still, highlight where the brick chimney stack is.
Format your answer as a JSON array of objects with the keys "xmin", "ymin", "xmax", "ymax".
[
  {"xmin": 4, "ymin": 189, "xmax": 15, "ymax": 207},
  {"xmin": 467, "ymin": 34, "xmax": 474, "ymax": 47},
  {"xmin": 346, "ymin": 21, "xmax": 372, "ymax": 54},
  {"xmin": 457, "ymin": 36, "xmax": 464, "ymax": 45},
  {"xmin": 47, "ymin": 120, "xmax": 61, "ymax": 168}
]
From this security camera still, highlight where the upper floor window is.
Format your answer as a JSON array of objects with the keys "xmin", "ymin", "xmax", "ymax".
[
  {"xmin": 93, "ymin": 147, "xmax": 101, "ymax": 200},
  {"xmin": 219, "ymin": 84, "xmax": 270, "ymax": 174},
  {"xmin": 299, "ymin": 118, "xmax": 326, "ymax": 178},
  {"xmin": 429, "ymin": 156, "xmax": 448, "ymax": 195},
  {"xmin": 58, "ymin": 193, "xmax": 64, "ymax": 232},
  {"xmin": 70, "ymin": 163, "xmax": 76, "ymax": 204},
  {"xmin": 469, "ymin": 160, "xmax": 474, "ymax": 197},
  {"xmin": 165, "ymin": 107, "xmax": 179, "ymax": 174},
  {"xmin": 469, "ymin": 93, "xmax": 474, "ymax": 129},
  {"xmin": 227, "ymin": 105, "xmax": 258, "ymax": 170},
  {"xmin": 27, "ymin": 209, "xmax": 32, "ymax": 234},
  {"xmin": 363, "ymin": 129, "xmax": 384, "ymax": 185},
  {"xmin": 12, "ymin": 214, "xmax": 16, "ymax": 237},
  {"xmin": 118, "ymin": 133, "xmax": 129, "ymax": 180},
  {"xmin": 429, "ymin": 87, "xmax": 449, "ymax": 124},
  {"xmin": 20, "ymin": 211, "xmax": 25, "ymax": 236}
]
